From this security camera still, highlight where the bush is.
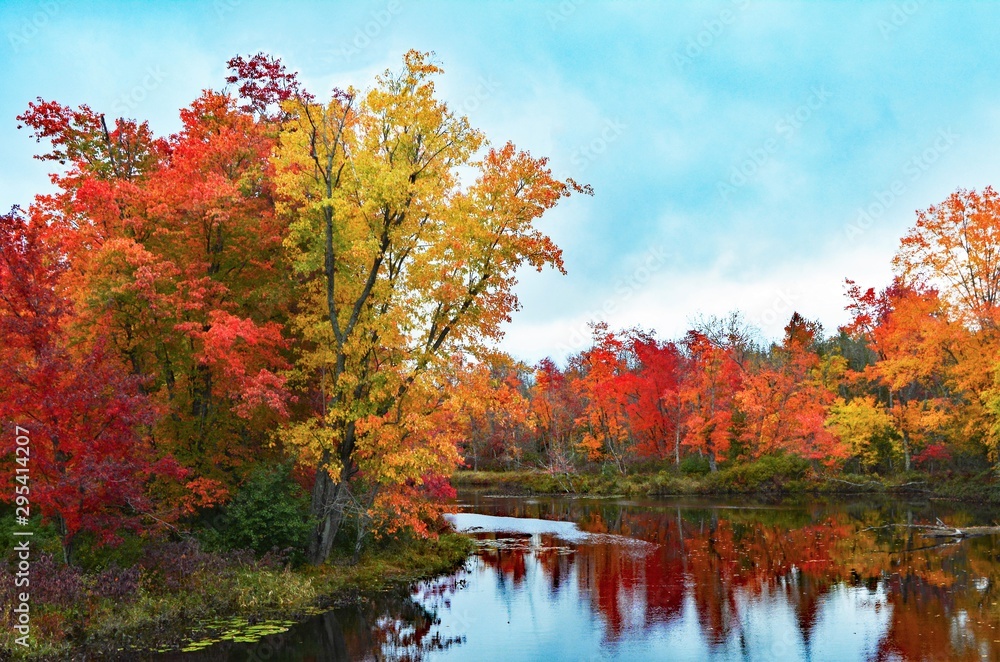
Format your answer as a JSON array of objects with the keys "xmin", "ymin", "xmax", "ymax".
[
  {"xmin": 139, "ymin": 538, "xmax": 247, "ymax": 592},
  {"xmin": 72, "ymin": 530, "xmax": 145, "ymax": 572},
  {"xmin": 92, "ymin": 563, "xmax": 141, "ymax": 601},
  {"xmin": 710, "ymin": 453, "xmax": 812, "ymax": 492},
  {"xmin": 680, "ymin": 455, "xmax": 711, "ymax": 476},
  {"xmin": 217, "ymin": 463, "xmax": 314, "ymax": 563}
]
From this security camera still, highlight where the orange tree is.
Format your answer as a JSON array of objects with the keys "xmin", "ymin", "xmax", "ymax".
[{"xmin": 274, "ymin": 51, "xmax": 587, "ymax": 564}]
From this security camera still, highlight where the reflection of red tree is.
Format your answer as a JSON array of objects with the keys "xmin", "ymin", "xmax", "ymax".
[
  {"xmin": 464, "ymin": 500, "xmax": 1000, "ymax": 658},
  {"xmin": 577, "ymin": 541, "xmax": 641, "ymax": 638},
  {"xmin": 874, "ymin": 572, "xmax": 983, "ymax": 662},
  {"xmin": 642, "ymin": 551, "xmax": 686, "ymax": 628},
  {"xmin": 475, "ymin": 532, "xmax": 530, "ymax": 586},
  {"xmin": 534, "ymin": 533, "xmax": 577, "ymax": 594}
]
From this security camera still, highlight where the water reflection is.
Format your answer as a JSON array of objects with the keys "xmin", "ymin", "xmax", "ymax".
[
  {"xmin": 173, "ymin": 495, "xmax": 1000, "ymax": 661},
  {"xmin": 427, "ymin": 496, "xmax": 1000, "ymax": 661}
]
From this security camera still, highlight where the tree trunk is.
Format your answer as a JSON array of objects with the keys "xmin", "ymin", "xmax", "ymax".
[
  {"xmin": 307, "ymin": 459, "xmax": 343, "ymax": 565},
  {"xmin": 351, "ymin": 485, "xmax": 380, "ymax": 565},
  {"xmin": 308, "ymin": 421, "xmax": 361, "ymax": 565},
  {"xmin": 308, "ymin": 447, "xmax": 357, "ymax": 566},
  {"xmin": 56, "ymin": 514, "xmax": 72, "ymax": 566}
]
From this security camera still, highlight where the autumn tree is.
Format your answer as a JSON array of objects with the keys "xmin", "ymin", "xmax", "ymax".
[
  {"xmin": 0, "ymin": 207, "xmax": 183, "ymax": 563},
  {"xmin": 679, "ymin": 330, "xmax": 742, "ymax": 472},
  {"xmin": 825, "ymin": 396, "xmax": 897, "ymax": 471},
  {"xmin": 275, "ymin": 51, "xmax": 586, "ymax": 564},
  {"xmin": 17, "ymin": 62, "xmax": 297, "ymax": 497},
  {"xmin": 626, "ymin": 333, "xmax": 686, "ymax": 463},
  {"xmin": 894, "ymin": 186, "xmax": 1000, "ymax": 330},
  {"xmin": 530, "ymin": 357, "xmax": 582, "ymax": 475},
  {"xmin": 841, "ymin": 280, "xmax": 954, "ymax": 470},
  {"xmin": 736, "ymin": 313, "xmax": 846, "ymax": 465},
  {"xmin": 449, "ymin": 353, "xmax": 534, "ymax": 470},
  {"xmin": 572, "ymin": 324, "xmax": 634, "ymax": 473}
]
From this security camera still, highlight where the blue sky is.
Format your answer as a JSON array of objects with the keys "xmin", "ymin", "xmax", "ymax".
[{"xmin": 2, "ymin": 1, "xmax": 997, "ymax": 363}]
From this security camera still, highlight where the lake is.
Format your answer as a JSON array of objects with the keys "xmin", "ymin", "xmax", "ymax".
[{"xmin": 170, "ymin": 491, "xmax": 1000, "ymax": 661}]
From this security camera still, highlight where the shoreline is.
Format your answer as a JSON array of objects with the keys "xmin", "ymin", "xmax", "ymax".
[
  {"xmin": 4, "ymin": 533, "xmax": 475, "ymax": 661},
  {"xmin": 452, "ymin": 465, "xmax": 999, "ymax": 504}
]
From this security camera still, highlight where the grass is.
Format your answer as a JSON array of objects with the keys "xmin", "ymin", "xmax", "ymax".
[{"xmin": 1, "ymin": 533, "xmax": 475, "ymax": 660}]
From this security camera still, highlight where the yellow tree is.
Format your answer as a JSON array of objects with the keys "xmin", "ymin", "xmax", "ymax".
[
  {"xmin": 825, "ymin": 396, "xmax": 897, "ymax": 471},
  {"xmin": 275, "ymin": 51, "xmax": 586, "ymax": 563}
]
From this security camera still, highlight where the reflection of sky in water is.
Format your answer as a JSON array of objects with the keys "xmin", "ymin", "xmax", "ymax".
[
  {"xmin": 418, "ymin": 516, "xmax": 894, "ymax": 661},
  {"xmin": 164, "ymin": 497, "xmax": 1000, "ymax": 660}
]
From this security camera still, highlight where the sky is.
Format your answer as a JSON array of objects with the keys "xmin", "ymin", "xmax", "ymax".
[{"xmin": 1, "ymin": 0, "xmax": 998, "ymax": 364}]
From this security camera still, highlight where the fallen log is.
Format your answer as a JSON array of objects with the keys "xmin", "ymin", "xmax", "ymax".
[
  {"xmin": 921, "ymin": 525, "xmax": 1000, "ymax": 538},
  {"xmin": 861, "ymin": 520, "xmax": 1000, "ymax": 538}
]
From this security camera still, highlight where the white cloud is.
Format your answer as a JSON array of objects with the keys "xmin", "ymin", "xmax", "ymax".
[{"xmin": 500, "ymin": 236, "xmax": 895, "ymax": 365}]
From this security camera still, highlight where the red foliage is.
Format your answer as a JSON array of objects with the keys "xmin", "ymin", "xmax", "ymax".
[
  {"xmin": 225, "ymin": 52, "xmax": 305, "ymax": 120},
  {"xmin": 626, "ymin": 333, "xmax": 685, "ymax": 461},
  {"xmin": 0, "ymin": 208, "xmax": 184, "ymax": 553}
]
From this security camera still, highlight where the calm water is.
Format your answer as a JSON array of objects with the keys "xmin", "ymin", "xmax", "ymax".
[{"xmin": 171, "ymin": 492, "xmax": 1000, "ymax": 661}]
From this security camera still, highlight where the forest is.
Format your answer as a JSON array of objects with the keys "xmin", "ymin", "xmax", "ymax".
[
  {"xmin": 0, "ymin": 50, "xmax": 585, "ymax": 573},
  {"xmin": 3, "ymin": 47, "xmax": 1000, "ymax": 624}
]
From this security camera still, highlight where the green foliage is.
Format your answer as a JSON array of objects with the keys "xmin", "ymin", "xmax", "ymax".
[
  {"xmin": 71, "ymin": 530, "xmax": 145, "ymax": 572},
  {"xmin": 680, "ymin": 454, "xmax": 711, "ymax": 476},
  {"xmin": 707, "ymin": 454, "xmax": 812, "ymax": 492},
  {"xmin": 217, "ymin": 464, "xmax": 314, "ymax": 563},
  {"xmin": 0, "ymin": 511, "xmax": 62, "ymax": 561}
]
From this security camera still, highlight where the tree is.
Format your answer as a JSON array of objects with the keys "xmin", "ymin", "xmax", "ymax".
[
  {"xmin": 0, "ymin": 207, "xmax": 184, "ymax": 563},
  {"xmin": 626, "ymin": 333, "xmax": 686, "ymax": 463},
  {"xmin": 679, "ymin": 330, "xmax": 742, "ymax": 472},
  {"xmin": 275, "ymin": 51, "xmax": 587, "ymax": 564},
  {"xmin": 18, "ymin": 74, "xmax": 296, "ymax": 495},
  {"xmin": 530, "ymin": 357, "xmax": 582, "ymax": 475},
  {"xmin": 825, "ymin": 396, "xmax": 898, "ymax": 471},
  {"xmin": 449, "ymin": 353, "xmax": 534, "ymax": 470},
  {"xmin": 736, "ymin": 313, "xmax": 846, "ymax": 465},
  {"xmin": 573, "ymin": 324, "xmax": 633, "ymax": 473},
  {"xmin": 843, "ymin": 280, "xmax": 954, "ymax": 471},
  {"xmin": 894, "ymin": 186, "xmax": 1000, "ymax": 330}
]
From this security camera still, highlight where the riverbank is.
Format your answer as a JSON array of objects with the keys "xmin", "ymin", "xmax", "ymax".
[
  {"xmin": 2, "ymin": 533, "xmax": 475, "ymax": 661},
  {"xmin": 454, "ymin": 457, "xmax": 1000, "ymax": 504}
]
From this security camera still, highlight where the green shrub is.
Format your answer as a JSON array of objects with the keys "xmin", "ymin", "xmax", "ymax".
[
  {"xmin": 680, "ymin": 455, "xmax": 711, "ymax": 476},
  {"xmin": 217, "ymin": 464, "xmax": 314, "ymax": 564},
  {"xmin": 711, "ymin": 453, "xmax": 812, "ymax": 492},
  {"xmin": 71, "ymin": 530, "xmax": 145, "ymax": 572}
]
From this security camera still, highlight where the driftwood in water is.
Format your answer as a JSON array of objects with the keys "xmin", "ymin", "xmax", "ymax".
[
  {"xmin": 920, "ymin": 525, "xmax": 1000, "ymax": 538},
  {"xmin": 863, "ymin": 518, "xmax": 1000, "ymax": 539}
]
